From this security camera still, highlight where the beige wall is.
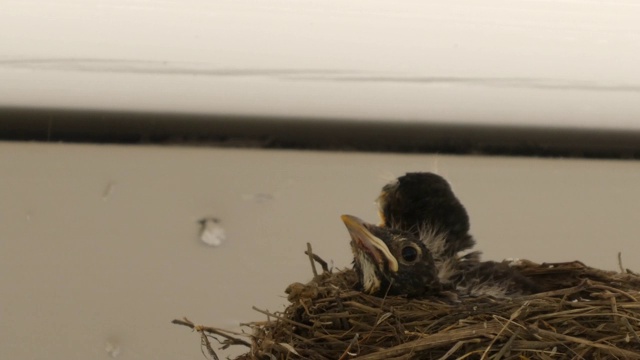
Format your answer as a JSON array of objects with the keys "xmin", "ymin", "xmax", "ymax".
[{"xmin": 2, "ymin": 142, "xmax": 639, "ymax": 359}]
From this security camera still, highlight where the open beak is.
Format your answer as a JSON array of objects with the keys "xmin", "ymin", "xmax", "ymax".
[{"xmin": 341, "ymin": 214, "xmax": 399, "ymax": 273}]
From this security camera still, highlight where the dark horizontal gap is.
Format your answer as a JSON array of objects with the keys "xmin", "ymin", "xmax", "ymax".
[{"xmin": 1, "ymin": 106, "xmax": 640, "ymax": 159}]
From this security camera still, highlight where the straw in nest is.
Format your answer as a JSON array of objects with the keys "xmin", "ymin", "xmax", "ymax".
[{"xmin": 174, "ymin": 249, "xmax": 640, "ymax": 359}]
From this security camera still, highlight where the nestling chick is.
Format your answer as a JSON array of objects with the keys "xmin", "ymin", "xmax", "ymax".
[{"xmin": 369, "ymin": 172, "xmax": 540, "ymax": 297}]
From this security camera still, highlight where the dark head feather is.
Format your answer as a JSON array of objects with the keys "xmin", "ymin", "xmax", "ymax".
[{"xmin": 378, "ymin": 172, "xmax": 475, "ymax": 257}]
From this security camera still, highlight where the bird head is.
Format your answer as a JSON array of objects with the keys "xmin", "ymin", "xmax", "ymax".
[{"xmin": 341, "ymin": 214, "xmax": 440, "ymax": 297}]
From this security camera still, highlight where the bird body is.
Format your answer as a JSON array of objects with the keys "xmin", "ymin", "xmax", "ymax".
[{"xmin": 341, "ymin": 172, "xmax": 538, "ymax": 298}]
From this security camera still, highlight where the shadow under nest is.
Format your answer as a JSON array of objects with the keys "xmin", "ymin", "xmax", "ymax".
[{"xmin": 175, "ymin": 257, "xmax": 640, "ymax": 360}]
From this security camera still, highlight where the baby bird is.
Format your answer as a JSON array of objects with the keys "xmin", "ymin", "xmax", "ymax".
[
  {"xmin": 376, "ymin": 172, "xmax": 480, "ymax": 292},
  {"xmin": 342, "ymin": 214, "xmax": 538, "ymax": 297},
  {"xmin": 342, "ymin": 172, "xmax": 539, "ymax": 298}
]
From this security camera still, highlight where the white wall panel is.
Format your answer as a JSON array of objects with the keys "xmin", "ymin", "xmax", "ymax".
[{"xmin": 2, "ymin": 0, "xmax": 640, "ymax": 128}]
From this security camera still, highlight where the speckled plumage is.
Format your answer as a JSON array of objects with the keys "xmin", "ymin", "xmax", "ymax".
[
  {"xmin": 377, "ymin": 172, "xmax": 475, "ymax": 258},
  {"xmin": 342, "ymin": 172, "xmax": 539, "ymax": 298}
]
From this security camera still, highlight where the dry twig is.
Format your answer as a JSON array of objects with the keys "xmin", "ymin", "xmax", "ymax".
[{"xmin": 175, "ymin": 259, "xmax": 640, "ymax": 359}]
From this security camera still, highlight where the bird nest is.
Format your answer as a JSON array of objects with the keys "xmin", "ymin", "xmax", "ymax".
[{"xmin": 174, "ymin": 255, "xmax": 640, "ymax": 360}]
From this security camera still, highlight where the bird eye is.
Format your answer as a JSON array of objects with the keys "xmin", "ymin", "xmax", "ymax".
[{"xmin": 401, "ymin": 245, "xmax": 419, "ymax": 263}]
